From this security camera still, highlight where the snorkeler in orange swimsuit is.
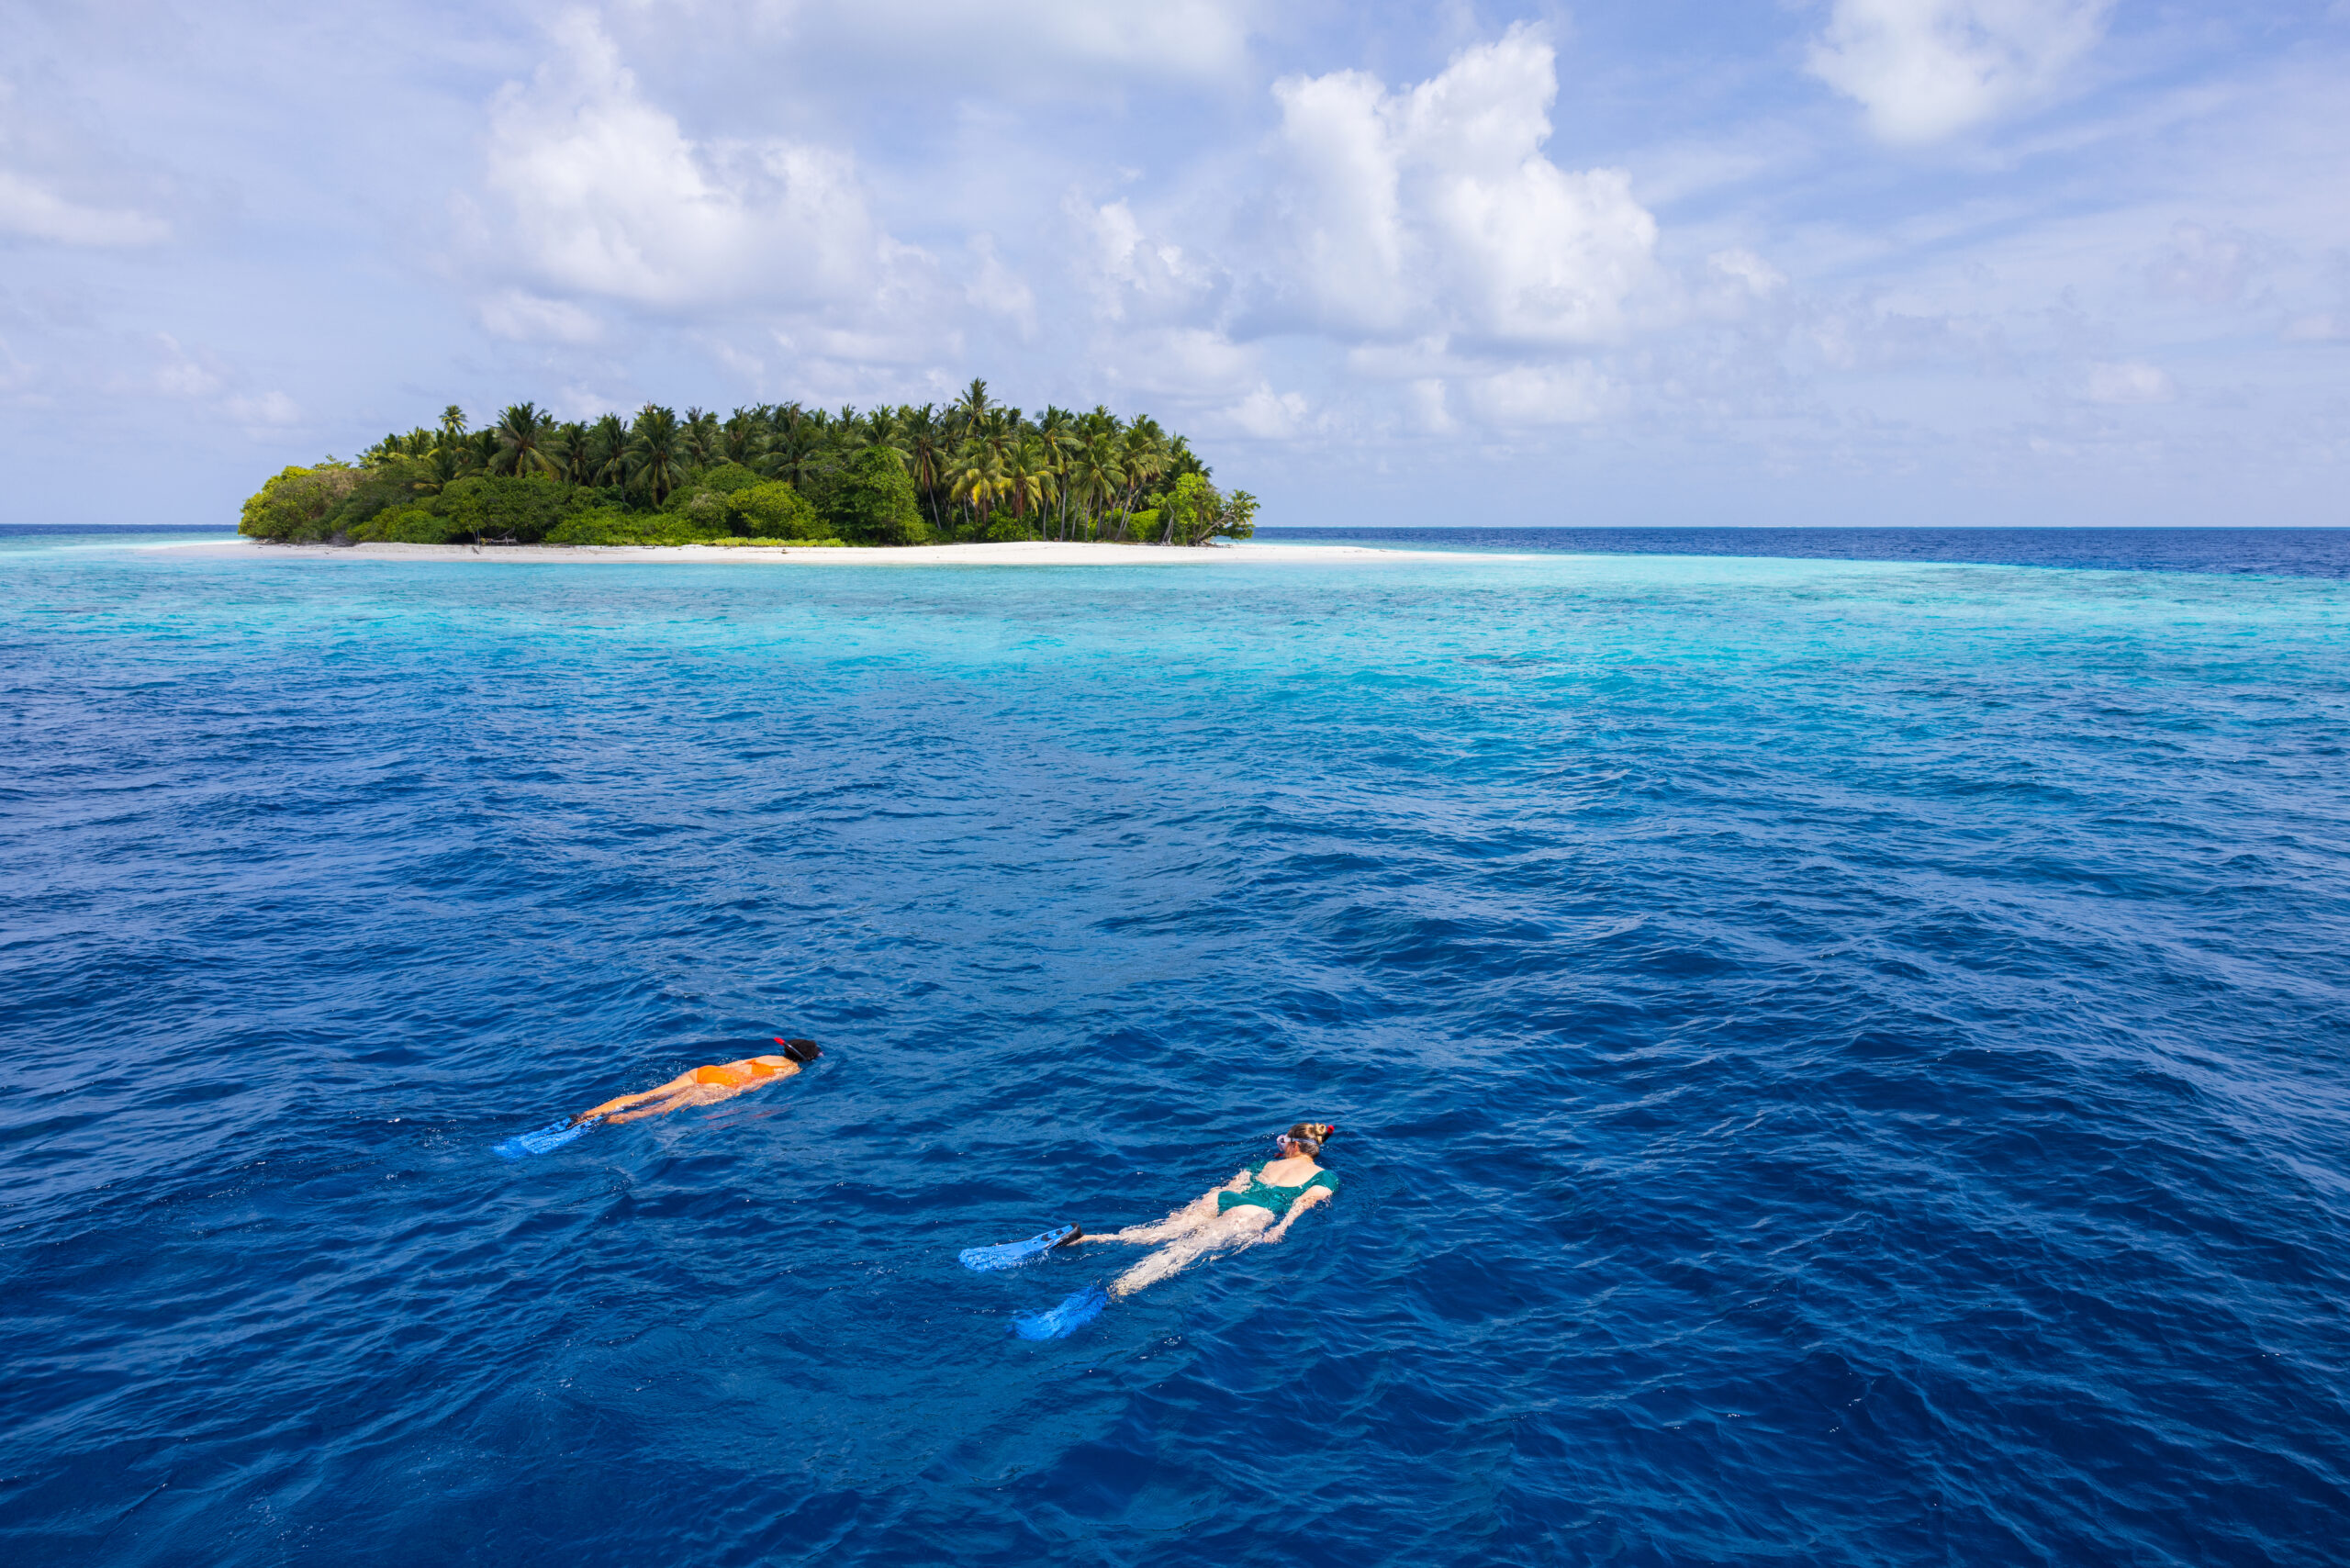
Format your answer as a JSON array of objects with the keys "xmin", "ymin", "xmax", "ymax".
[{"xmin": 570, "ymin": 1038, "xmax": 821, "ymax": 1126}]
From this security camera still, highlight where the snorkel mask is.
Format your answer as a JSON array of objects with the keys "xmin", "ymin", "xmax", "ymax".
[{"xmin": 1279, "ymin": 1123, "xmax": 1337, "ymax": 1155}]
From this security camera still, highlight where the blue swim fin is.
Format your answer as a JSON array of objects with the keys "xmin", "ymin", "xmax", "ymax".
[
  {"xmin": 496, "ymin": 1114, "xmax": 601, "ymax": 1160},
  {"xmin": 1013, "ymin": 1284, "xmax": 1109, "ymax": 1341},
  {"xmin": 960, "ymin": 1224, "xmax": 1081, "ymax": 1272}
]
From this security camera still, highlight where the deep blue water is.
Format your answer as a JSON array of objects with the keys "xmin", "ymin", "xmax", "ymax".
[
  {"xmin": 1258, "ymin": 526, "xmax": 2350, "ymax": 580},
  {"xmin": 5, "ymin": 538, "xmax": 2348, "ymax": 1566},
  {"xmin": 0, "ymin": 526, "xmax": 234, "ymax": 537}
]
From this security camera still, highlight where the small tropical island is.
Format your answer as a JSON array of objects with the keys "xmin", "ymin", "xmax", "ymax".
[{"xmin": 239, "ymin": 380, "xmax": 1258, "ymax": 551}]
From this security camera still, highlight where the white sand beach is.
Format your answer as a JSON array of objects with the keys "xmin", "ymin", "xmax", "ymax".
[{"xmin": 154, "ymin": 538, "xmax": 1426, "ymax": 566}]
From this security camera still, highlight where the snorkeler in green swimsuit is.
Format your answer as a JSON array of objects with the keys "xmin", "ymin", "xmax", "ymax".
[{"xmin": 1075, "ymin": 1123, "xmax": 1340, "ymax": 1298}]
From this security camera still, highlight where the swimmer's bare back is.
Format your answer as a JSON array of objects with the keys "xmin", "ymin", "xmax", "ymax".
[{"xmin": 572, "ymin": 1038, "xmax": 822, "ymax": 1126}]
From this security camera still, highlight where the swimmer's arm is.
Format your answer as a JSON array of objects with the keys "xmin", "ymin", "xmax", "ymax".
[{"xmin": 1261, "ymin": 1183, "xmax": 1332, "ymax": 1243}]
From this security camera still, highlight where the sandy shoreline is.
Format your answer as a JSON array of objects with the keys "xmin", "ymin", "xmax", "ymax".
[{"xmin": 150, "ymin": 538, "xmax": 1429, "ymax": 566}]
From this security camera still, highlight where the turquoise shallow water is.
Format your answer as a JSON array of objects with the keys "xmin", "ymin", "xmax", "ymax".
[{"xmin": 4, "ymin": 541, "xmax": 2348, "ymax": 1565}]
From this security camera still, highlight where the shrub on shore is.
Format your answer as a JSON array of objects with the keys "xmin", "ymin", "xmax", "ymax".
[
  {"xmin": 349, "ymin": 506, "xmax": 458, "ymax": 544},
  {"xmin": 823, "ymin": 447, "xmax": 930, "ymax": 545},
  {"xmin": 241, "ymin": 464, "xmax": 360, "ymax": 541},
  {"xmin": 543, "ymin": 510, "xmax": 722, "ymax": 547},
  {"xmin": 704, "ymin": 537, "xmax": 845, "ymax": 549}
]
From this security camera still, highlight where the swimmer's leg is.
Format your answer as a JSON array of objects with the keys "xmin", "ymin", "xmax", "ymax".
[
  {"xmin": 1089, "ymin": 1195, "xmax": 1223, "ymax": 1246},
  {"xmin": 574, "ymin": 1069, "xmax": 708, "ymax": 1126},
  {"xmin": 606, "ymin": 1083, "xmax": 731, "ymax": 1125},
  {"xmin": 1091, "ymin": 1220, "xmax": 1190, "ymax": 1245},
  {"xmin": 1109, "ymin": 1208, "xmax": 1272, "ymax": 1299}
]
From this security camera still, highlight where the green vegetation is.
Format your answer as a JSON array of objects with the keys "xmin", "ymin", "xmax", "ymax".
[{"xmin": 238, "ymin": 381, "xmax": 1259, "ymax": 549}]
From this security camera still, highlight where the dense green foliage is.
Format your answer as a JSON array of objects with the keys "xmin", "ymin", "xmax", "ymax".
[{"xmin": 238, "ymin": 381, "xmax": 1259, "ymax": 548}]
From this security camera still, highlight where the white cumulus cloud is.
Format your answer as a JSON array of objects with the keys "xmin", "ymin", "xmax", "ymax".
[
  {"xmin": 2145, "ymin": 222, "xmax": 2265, "ymax": 307},
  {"xmin": 2082, "ymin": 360, "xmax": 2172, "ymax": 403},
  {"xmin": 1265, "ymin": 25, "xmax": 1659, "ymax": 347},
  {"xmin": 1809, "ymin": 0, "xmax": 2112, "ymax": 143},
  {"xmin": 1225, "ymin": 382, "xmax": 1311, "ymax": 440},
  {"xmin": 1076, "ymin": 196, "xmax": 1216, "ymax": 324},
  {"xmin": 964, "ymin": 234, "xmax": 1038, "ymax": 334},
  {"xmin": 227, "ymin": 390, "xmax": 301, "ymax": 428},
  {"xmin": 479, "ymin": 11, "xmax": 914, "ymax": 314},
  {"xmin": 148, "ymin": 335, "xmax": 223, "ymax": 398},
  {"xmin": 479, "ymin": 290, "xmax": 604, "ymax": 343},
  {"xmin": 1096, "ymin": 325, "xmax": 1262, "ymax": 401},
  {"xmin": 0, "ymin": 169, "xmax": 168, "ymax": 246},
  {"xmin": 1461, "ymin": 362, "xmax": 1612, "ymax": 426}
]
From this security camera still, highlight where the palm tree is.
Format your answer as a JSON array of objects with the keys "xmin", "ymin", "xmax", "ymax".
[
  {"xmin": 948, "ymin": 442, "xmax": 1006, "ymax": 527},
  {"xmin": 1152, "ymin": 434, "xmax": 1215, "ymax": 543},
  {"xmin": 952, "ymin": 377, "xmax": 990, "ymax": 440},
  {"xmin": 552, "ymin": 420, "xmax": 594, "ymax": 486},
  {"xmin": 808, "ymin": 407, "xmax": 854, "ymax": 478},
  {"xmin": 1003, "ymin": 436, "xmax": 1053, "ymax": 528},
  {"xmin": 680, "ymin": 407, "xmax": 723, "ymax": 469},
  {"xmin": 626, "ymin": 405, "xmax": 686, "ymax": 504},
  {"xmin": 1076, "ymin": 405, "xmax": 1124, "ymax": 532},
  {"xmin": 1115, "ymin": 419, "xmax": 1168, "ymax": 541},
  {"xmin": 362, "ymin": 427, "xmax": 445, "ymax": 485},
  {"xmin": 1035, "ymin": 406, "xmax": 1080, "ymax": 540},
  {"xmin": 974, "ymin": 408, "xmax": 1021, "ymax": 470},
  {"xmin": 760, "ymin": 412, "xmax": 823, "ymax": 490},
  {"xmin": 722, "ymin": 408, "xmax": 767, "ymax": 468},
  {"xmin": 586, "ymin": 414, "xmax": 630, "ymax": 488},
  {"xmin": 439, "ymin": 405, "xmax": 468, "ymax": 442},
  {"xmin": 1166, "ymin": 433, "xmax": 1206, "ymax": 481},
  {"xmin": 859, "ymin": 405, "xmax": 911, "ymax": 471},
  {"xmin": 488, "ymin": 403, "xmax": 561, "ymax": 477},
  {"xmin": 903, "ymin": 404, "xmax": 949, "ymax": 536},
  {"xmin": 956, "ymin": 409, "xmax": 1024, "ymax": 532},
  {"xmin": 1070, "ymin": 435, "xmax": 1123, "ymax": 541},
  {"xmin": 415, "ymin": 443, "xmax": 465, "ymax": 497}
]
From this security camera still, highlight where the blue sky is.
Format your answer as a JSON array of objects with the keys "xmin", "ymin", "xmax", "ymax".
[{"xmin": 5, "ymin": 0, "xmax": 2345, "ymax": 527}]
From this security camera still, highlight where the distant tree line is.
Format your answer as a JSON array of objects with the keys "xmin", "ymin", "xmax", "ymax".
[{"xmin": 239, "ymin": 379, "xmax": 1259, "ymax": 549}]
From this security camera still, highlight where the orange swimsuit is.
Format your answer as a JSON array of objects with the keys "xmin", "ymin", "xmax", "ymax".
[{"xmin": 691, "ymin": 1058, "xmax": 789, "ymax": 1088}]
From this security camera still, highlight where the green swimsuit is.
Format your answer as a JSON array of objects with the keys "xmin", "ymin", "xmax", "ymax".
[{"xmin": 1217, "ymin": 1162, "xmax": 1339, "ymax": 1216}]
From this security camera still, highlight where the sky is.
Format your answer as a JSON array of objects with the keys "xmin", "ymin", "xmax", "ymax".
[{"xmin": 4, "ymin": 0, "xmax": 2346, "ymax": 528}]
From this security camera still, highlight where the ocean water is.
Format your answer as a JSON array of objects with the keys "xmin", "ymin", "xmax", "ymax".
[
  {"xmin": 4, "ymin": 534, "xmax": 2347, "ymax": 1567},
  {"xmin": 1257, "ymin": 526, "xmax": 2350, "ymax": 580}
]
